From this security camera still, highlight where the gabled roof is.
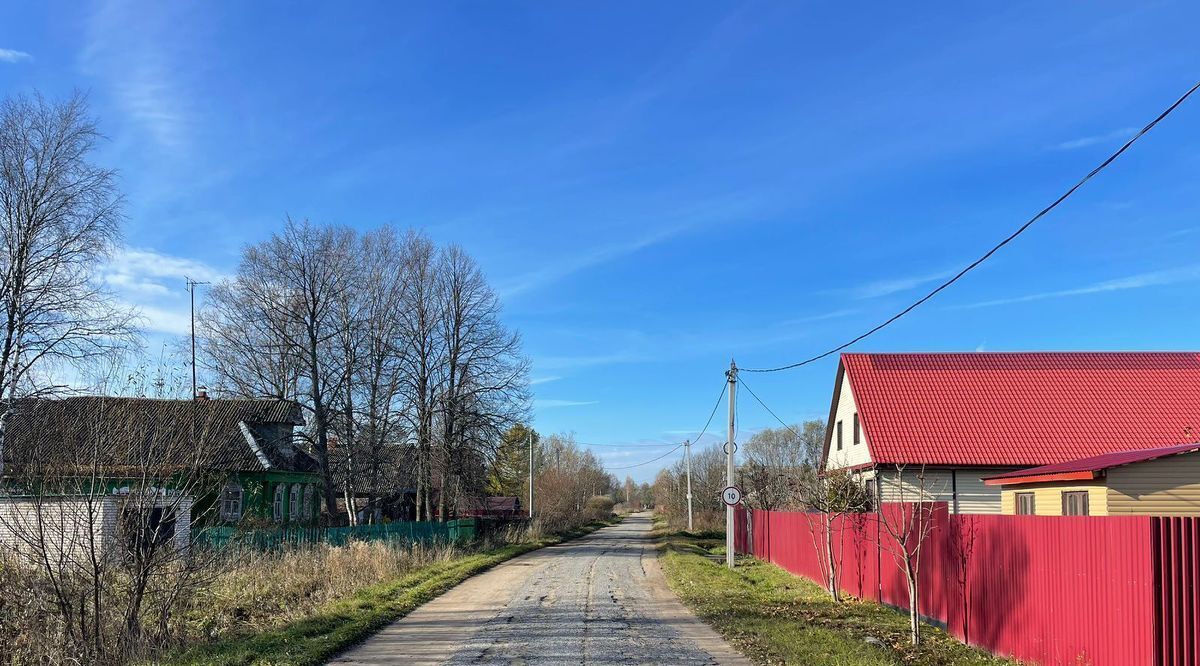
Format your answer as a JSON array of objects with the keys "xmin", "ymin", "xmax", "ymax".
[
  {"xmin": 832, "ymin": 352, "xmax": 1200, "ymax": 468},
  {"xmin": 983, "ymin": 442, "xmax": 1200, "ymax": 486},
  {"xmin": 2, "ymin": 396, "xmax": 315, "ymax": 474}
]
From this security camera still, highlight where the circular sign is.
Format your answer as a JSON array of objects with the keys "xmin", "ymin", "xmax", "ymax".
[{"xmin": 721, "ymin": 485, "xmax": 743, "ymax": 506}]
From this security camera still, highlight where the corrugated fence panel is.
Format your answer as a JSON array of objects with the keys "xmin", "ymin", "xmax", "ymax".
[
  {"xmin": 1154, "ymin": 517, "xmax": 1200, "ymax": 666},
  {"xmin": 742, "ymin": 505, "xmax": 1158, "ymax": 666}
]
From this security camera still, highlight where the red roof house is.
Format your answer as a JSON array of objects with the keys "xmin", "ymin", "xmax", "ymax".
[{"xmin": 822, "ymin": 352, "xmax": 1200, "ymax": 513}]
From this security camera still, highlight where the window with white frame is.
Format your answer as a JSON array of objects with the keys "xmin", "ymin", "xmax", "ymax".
[
  {"xmin": 302, "ymin": 485, "xmax": 314, "ymax": 520},
  {"xmin": 220, "ymin": 481, "xmax": 244, "ymax": 521},
  {"xmin": 273, "ymin": 484, "xmax": 285, "ymax": 523},
  {"xmin": 289, "ymin": 484, "xmax": 301, "ymax": 521}
]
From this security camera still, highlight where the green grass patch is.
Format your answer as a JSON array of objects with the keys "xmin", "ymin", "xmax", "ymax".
[
  {"xmin": 167, "ymin": 517, "xmax": 622, "ymax": 666},
  {"xmin": 658, "ymin": 531, "xmax": 1018, "ymax": 666}
]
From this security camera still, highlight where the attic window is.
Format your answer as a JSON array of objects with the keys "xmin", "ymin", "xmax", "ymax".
[
  {"xmin": 836, "ymin": 420, "xmax": 843, "ymax": 451},
  {"xmin": 853, "ymin": 413, "xmax": 860, "ymax": 445}
]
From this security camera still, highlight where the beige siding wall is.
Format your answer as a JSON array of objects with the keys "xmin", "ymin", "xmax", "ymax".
[
  {"xmin": 874, "ymin": 467, "xmax": 1011, "ymax": 514},
  {"xmin": 1107, "ymin": 452, "xmax": 1200, "ymax": 516},
  {"xmin": 1000, "ymin": 481, "xmax": 1109, "ymax": 516},
  {"xmin": 824, "ymin": 378, "xmax": 873, "ymax": 470}
]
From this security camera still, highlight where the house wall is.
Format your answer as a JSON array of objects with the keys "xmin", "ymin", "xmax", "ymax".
[
  {"xmin": 875, "ymin": 467, "xmax": 1014, "ymax": 514},
  {"xmin": 0, "ymin": 494, "xmax": 192, "ymax": 557},
  {"xmin": 999, "ymin": 481, "xmax": 1109, "ymax": 516},
  {"xmin": 0, "ymin": 496, "xmax": 114, "ymax": 558},
  {"xmin": 824, "ymin": 376, "xmax": 873, "ymax": 470},
  {"xmin": 1107, "ymin": 452, "xmax": 1200, "ymax": 516}
]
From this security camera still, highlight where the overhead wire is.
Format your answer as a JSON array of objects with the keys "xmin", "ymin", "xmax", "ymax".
[
  {"xmin": 741, "ymin": 79, "xmax": 1200, "ymax": 374},
  {"xmin": 603, "ymin": 380, "xmax": 728, "ymax": 470},
  {"xmin": 739, "ymin": 376, "xmax": 802, "ymax": 440}
]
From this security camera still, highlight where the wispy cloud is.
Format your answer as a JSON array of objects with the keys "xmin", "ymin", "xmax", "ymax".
[
  {"xmin": 497, "ymin": 224, "xmax": 687, "ymax": 299},
  {"xmin": 80, "ymin": 0, "xmax": 195, "ymax": 150},
  {"xmin": 530, "ymin": 376, "xmax": 562, "ymax": 386},
  {"xmin": 105, "ymin": 248, "xmax": 226, "ymax": 336},
  {"xmin": 1052, "ymin": 127, "xmax": 1137, "ymax": 151},
  {"xmin": 960, "ymin": 265, "xmax": 1200, "ymax": 309},
  {"xmin": 534, "ymin": 399, "xmax": 600, "ymax": 409},
  {"xmin": 842, "ymin": 270, "xmax": 951, "ymax": 300},
  {"xmin": 0, "ymin": 48, "xmax": 33, "ymax": 63},
  {"xmin": 534, "ymin": 351, "xmax": 644, "ymax": 371}
]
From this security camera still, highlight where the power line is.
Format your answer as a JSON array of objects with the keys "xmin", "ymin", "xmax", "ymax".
[
  {"xmin": 605, "ymin": 443, "xmax": 684, "ymax": 470},
  {"xmin": 742, "ymin": 79, "xmax": 1200, "ymax": 374},
  {"xmin": 604, "ymin": 380, "xmax": 728, "ymax": 470},
  {"xmin": 576, "ymin": 440, "xmax": 679, "ymax": 448},
  {"xmin": 739, "ymin": 376, "xmax": 802, "ymax": 439}
]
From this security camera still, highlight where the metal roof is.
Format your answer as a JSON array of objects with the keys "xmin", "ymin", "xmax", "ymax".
[
  {"xmin": 836, "ymin": 351, "xmax": 1200, "ymax": 467},
  {"xmin": 983, "ymin": 442, "xmax": 1200, "ymax": 485}
]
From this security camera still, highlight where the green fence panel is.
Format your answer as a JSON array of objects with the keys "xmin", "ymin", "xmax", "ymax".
[{"xmin": 192, "ymin": 519, "xmax": 464, "ymax": 552}]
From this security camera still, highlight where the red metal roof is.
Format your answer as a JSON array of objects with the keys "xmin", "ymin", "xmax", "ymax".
[
  {"xmin": 842, "ymin": 352, "xmax": 1200, "ymax": 467},
  {"xmin": 983, "ymin": 442, "xmax": 1200, "ymax": 485}
]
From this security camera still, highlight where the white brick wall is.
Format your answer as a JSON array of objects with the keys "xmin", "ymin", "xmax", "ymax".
[{"xmin": 0, "ymin": 493, "xmax": 194, "ymax": 559}]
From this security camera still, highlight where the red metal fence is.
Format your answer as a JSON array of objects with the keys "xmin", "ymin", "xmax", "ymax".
[{"xmin": 736, "ymin": 506, "xmax": 1200, "ymax": 666}]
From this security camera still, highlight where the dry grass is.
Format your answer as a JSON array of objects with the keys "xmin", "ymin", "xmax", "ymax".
[{"xmin": 181, "ymin": 540, "xmax": 463, "ymax": 642}]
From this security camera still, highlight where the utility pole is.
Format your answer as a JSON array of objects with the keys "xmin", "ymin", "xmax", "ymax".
[
  {"xmin": 725, "ymin": 359, "xmax": 738, "ymax": 569},
  {"xmin": 528, "ymin": 430, "xmax": 534, "ymax": 519},
  {"xmin": 186, "ymin": 277, "xmax": 210, "ymax": 399},
  {"xmin": 684, "ymin": 439, "xmax": 694, "ymax": 531}
]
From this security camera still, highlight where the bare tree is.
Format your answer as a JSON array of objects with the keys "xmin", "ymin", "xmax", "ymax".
[
  {"xmin": 396, "ymin": 231, "xmax": 441, "ymax": 521},
  {"xmin": 0, "ymin": 369, "xmax": 226, "ymax": 664},
  {"xmin": 798, "ymin": 468, "xmax": 871, "ymax": 602},
  {"xmin": 433, "ymin": 244, "xmax": 529, "ymax": 520},
  {"xmin": 0, "ymin": 91, "xmax": 136, "ymax": 433},
  {"xmin": 199, "ymin": 218, "xmax": 355, "ymax": 514},
  {"xmin": 742, "ymin": 420, "xmax": 824, "ymax": 510},
  {"xmin": 877, "ymin": 464, "xmax": 942, "ymax": 646}
]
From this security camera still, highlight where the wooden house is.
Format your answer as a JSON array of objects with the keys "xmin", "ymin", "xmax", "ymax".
[
  {"xmin": 984, "ymin": 443, "xmax": 1200, "ymax": 516},
  {"xmin": 821, "ymin": 352, "xmax": 1200, "ymax": 514},
  {"xmin": 0, "ymin": 395, "xmax": 321, "ymax": 555}
]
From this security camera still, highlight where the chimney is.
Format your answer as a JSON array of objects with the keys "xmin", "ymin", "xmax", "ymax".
[{"xmin": 195, "ymin": 387, "xmax": 209, "ymax": 401}]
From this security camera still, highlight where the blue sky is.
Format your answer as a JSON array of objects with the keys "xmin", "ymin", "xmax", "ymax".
[{"xmin": 3, "ymin": 2, "xmax": 1200, "ymax": 481}]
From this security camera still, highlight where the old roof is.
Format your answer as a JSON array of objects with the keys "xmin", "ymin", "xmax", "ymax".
[
  {"xmin": 1, "ymin": 396, "xmax": 315, "ymax": 474},
  {"xmin": 982, "ymin": 442, "xmax": 1200, "ymax": 485},
  {"xmin": 836, "ymin": 352, "xmax": 1200, "ymax": 468}
]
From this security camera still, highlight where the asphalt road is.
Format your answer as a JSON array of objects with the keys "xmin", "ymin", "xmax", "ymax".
[{"xmin": 330, "ymin": 513, "xmax": 749, "ymax": 665}]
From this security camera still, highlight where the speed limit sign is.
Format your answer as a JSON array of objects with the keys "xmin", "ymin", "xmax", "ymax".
[{"xmin": 721, "ymin": 485, "xmax": 742, "ymax": 506}]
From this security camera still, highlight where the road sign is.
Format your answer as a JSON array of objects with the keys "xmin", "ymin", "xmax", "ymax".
[{"xmin": 721, "ymin": 485, "xmax": 742, "ymax": 507}]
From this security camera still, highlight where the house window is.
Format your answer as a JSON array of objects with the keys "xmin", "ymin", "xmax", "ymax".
[
  {"xmin": 289, "ymin": 484, "xmax": 302, "ymax": 521},
  {"xmin": 1062, "ymin": 491, "xmax": 1090, "ymax": 516},
  {"xmin": 220, "ymin": 482, "xmax": 244, "ymax": 522},
  {"xmin": 1015, "ymin": 492, "xmax": 1035, "ymax": 515},
  {"xmin": 836, "ymin": 420, "xmax": 843, "ymax": 451},
  {"xmin": 302, "ymin": 485, "xmax": 314, "ymax": 520},
  {"xmin": 273, "ymin": 484, "xmax": 285, "ymax": 523},
  {"xmin": 853, "ymin": 413, "xmax": 860, "ymax": 445}
]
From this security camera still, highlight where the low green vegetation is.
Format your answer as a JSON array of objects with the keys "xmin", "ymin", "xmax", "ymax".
[
  {"xmin": 166, "ymin": 517, "xmax": 622, "ymax": 666},
  {"xmin": 657, "ymin": 528, "xmax": 1016, "ymax": 666}
]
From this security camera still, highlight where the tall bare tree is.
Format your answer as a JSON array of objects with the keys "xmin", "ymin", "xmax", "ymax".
[
  {"xmin": 198, "ymin": 218, "xmax": 355, "ymax": 513},
  {"xmin": 433, "ymin": 244, "xmax": 529, "ymax": 519},
  {"xmin": 0, "ymin": 91, "xmax": 136, "ymax": 414},
  {"xmin": 396, "ymin": 232, "xmax": 441, "ymax": 520}
]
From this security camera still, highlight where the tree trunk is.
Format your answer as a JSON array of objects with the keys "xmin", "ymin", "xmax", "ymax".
[{"xmin": 824, "ymin": 512, "xmax": 841, "ymax": 602}]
